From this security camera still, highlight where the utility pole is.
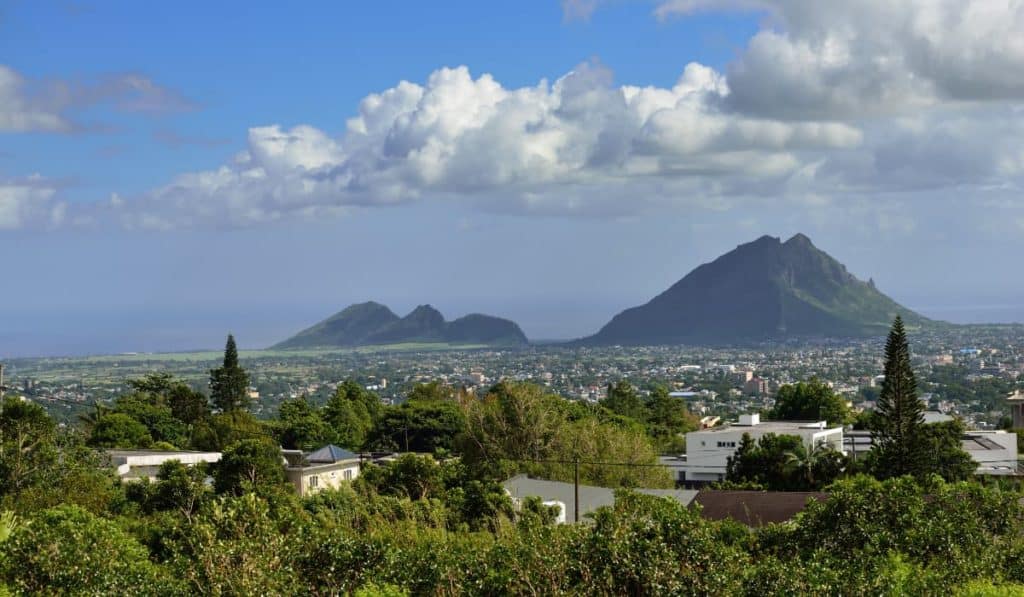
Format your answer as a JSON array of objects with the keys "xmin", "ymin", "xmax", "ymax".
[{"xmin": 573, "ymin": 455, "xmax": 580, "ymax": 523}]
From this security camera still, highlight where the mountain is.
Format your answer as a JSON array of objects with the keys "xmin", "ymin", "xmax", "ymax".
[
  {"xmin": 272, "ymin": 303, "xmax": 528, "ymax": 349},
  {"xmin": 580, "ymin": 234, "xmax": 935, "ymax": 346}
]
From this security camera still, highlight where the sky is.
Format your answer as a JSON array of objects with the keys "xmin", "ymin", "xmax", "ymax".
[{"xmin": 2, "ymin": 0, "xmax": 1024, "ymax": 356}]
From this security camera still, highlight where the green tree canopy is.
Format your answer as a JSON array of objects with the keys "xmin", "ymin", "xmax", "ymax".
[
  {"xmin": 459, "ymin": 382, "xmax": 671, "ymax": 488},
  {"xmin": 726, "ymin": 432, "xmax": 847, "ymax": 491},
  {"xmin": 276, "ymin": 395, "xmax": 330, "ymax": 451},
  {"xmin": 600, "ymin": 380, "xmax": 645, "ymax": 421},
  {"xmin": 213, "ymin": 438, "xmax": 287, "ymax": 496},
  {"xmin": 368, "ymin": 399, "xmax": 466, "ymax": 453},
  {"xmin": 210, "ymin": 334, "xmax": 251, "ymax": 412},
  {"xmin": 0, "ymin": 397, "xmax": 57, "ymax": 497},
  {"xmin": 0, "ymin": 505, "xmax": 179, "ymax": 594},
  {"xmin": 87, "ymin": 413, "xmax": 153, "ymax": 449},
  {"xmin": 768, "ymin": 379, "xmax": 852, "ymax": 425},
  {"xmin": 322, "ymin": 381, "xmax": 382, "ymax": 449}
]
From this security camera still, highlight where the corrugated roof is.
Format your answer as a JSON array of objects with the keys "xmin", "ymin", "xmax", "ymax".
[{"xmin": 694, "ymin": 490, "xmax": 828, "ymax": 527}]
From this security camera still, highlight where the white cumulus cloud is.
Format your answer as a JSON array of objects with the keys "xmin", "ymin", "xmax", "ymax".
[
  {"xmin": 113, "ymin": 61, "xmax": 863, "ymax": 228},
  {"xmin": 0, "ymin": 176, "xmax": 65, "ymax": 230}
]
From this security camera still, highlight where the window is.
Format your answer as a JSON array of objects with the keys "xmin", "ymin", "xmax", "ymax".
[
  {"xmin": 343, "ymin": 469, "xmax": 353, "ymax": 481},
  {"xmin": 309, "ymin": 475, "xmax": 319, "ymax": 488}
]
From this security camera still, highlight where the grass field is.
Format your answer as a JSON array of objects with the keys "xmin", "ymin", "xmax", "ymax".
[{"xmin": 49, "ymin": 342, "xmax": 497, "ymax": 364}]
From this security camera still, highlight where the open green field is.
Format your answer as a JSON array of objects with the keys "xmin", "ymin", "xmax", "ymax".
[
  {"xmin": 77, "ymin": 342, "xmax": 493, "ymax": 363},
  {"xmin": 12, "ymin": 342, "xmax": 500, "ymax": 385}
]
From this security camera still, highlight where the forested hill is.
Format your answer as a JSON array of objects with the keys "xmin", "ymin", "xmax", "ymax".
[
  {"xmin": 273, "ymin": 302, "xmax": 528, "ymax": 349},
  {"xmin": 580, "ymin": 233, "xmax": 936, "ymax": 345}
]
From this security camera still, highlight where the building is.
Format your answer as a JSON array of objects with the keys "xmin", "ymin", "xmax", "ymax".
[
  {"xmin": 502, "ymin": 474, "xmax": 698, "ymax": 523},
  {"xmin": 283, "ymin": 444, "xmax": 361, "ymax": 496},
  {"xmin": 1008, "ymin": 390, "xmax": 1024, "ymax": 429},
  {"xmin": 105, "ymin": 449, "xmax": 222, "ymax": 482},
  {"xmin": 843, "ymin": 426, "xmax": 1019, "ymax": 476},
  {"xmin": 694, "ymin": 490, "xmax": 828, "ymax": 527},
  {"xmin": 743, "ymin": 376, "xmax": 767, "ymax": 396},
  {"xmin": 678, "ymin": 414, "xmax": 844, "ymax": 486}
]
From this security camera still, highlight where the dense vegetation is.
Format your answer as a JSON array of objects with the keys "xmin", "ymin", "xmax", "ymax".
[{"xmin": 0, "ymin": 324, "xmax": 1020, "ymax": 594}]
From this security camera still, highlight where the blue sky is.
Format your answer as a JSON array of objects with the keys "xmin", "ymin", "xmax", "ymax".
[{"xmin": 2, "ymin": 1, "xmax": 1024, "ymax": 356}]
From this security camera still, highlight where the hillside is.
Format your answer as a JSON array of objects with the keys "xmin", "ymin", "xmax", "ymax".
[
  {"xmin": 580, "ymin": 234, "xmax": 935, "ymax": 345},
  {"xmin": 273, "ymin": 303, "xmax": 528, "ymax": 349}
]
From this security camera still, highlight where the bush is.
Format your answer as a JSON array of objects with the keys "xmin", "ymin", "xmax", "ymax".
[{"xmin": 0, "ymin": 505, "xmax": 179, "ymax": 595}]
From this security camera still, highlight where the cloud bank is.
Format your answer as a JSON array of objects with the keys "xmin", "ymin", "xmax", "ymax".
[{"xmin": 10, "ymin": 0, "xmax": 1024, "ymax": 229}]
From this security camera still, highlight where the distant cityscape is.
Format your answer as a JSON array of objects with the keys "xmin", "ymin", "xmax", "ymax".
[{"xmin": 8, "ymin": 324, "xmax": 1021, "ymax": 434}]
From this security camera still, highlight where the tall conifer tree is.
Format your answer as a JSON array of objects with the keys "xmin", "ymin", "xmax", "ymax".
[
  {"xmin": 870, "ymin": 316, "xmax": 924, "ymax": 478},
  {"xmin": 210, "ymin": 335, "xmax": 250, "ymax": 412}
]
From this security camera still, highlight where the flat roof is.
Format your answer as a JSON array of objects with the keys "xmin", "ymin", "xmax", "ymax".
[
  {"xmin": 105, "ymin": 449, "xmax": 219, "ymax": 457},
  {"xmin": 693, "ymin": 421, "xmax": 838, "ymax": 434}
]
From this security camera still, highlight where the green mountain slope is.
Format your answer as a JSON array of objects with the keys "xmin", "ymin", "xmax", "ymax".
[
  {"xmin": 272, "ymin": 303, "xmax": 528, "ymax": 349},
  {"xmin": 581, "ymin": 234, "xmax": 936, "ymax": 345},
  {"xmin": 272, "ymin": 302, "xmax": 400, "ymax": 349}
]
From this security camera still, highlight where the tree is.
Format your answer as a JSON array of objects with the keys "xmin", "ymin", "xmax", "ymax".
[
  {"xmin": 322, "ymin": 381, "xmax": 381, "ymax": 449},
  {"xmin": 368, "ymin": 399, "xmax": 466, "ymax": 453},
  {"xmin": 210, "ymin": 334, "xmax": 250, "ymax": 412},
  {"xmin": 726, "ymin": 432, "xmax": 846, "ymax": 491},
  {"xmin": 459, "ymin": 382, "xmax": 670, "ymax": 488},
  {"xmin": 783, "ymin": 442, "xmax": 847, "ymax": 489},
  {"xmin": 360, "ymin": 454, "xmax": 444, "ymax": 500},
  {"xmin": 870, "ymin": 316, "xmax": 926, "ymax": 479},
  {"xmin": 0, "ymin": 505, "xmax": 180, "ymax": 594},
  {"xmin": 918, "ymin": 420, "xmax": 976, "ymax": 482},
  {"xmin": 406, "ymin": 381, "xmax": 455, "ymax": 402},
  {"xmin": 190, "ymin": 410, "xmax": 269, "ymax": 452},
  {"xmin": 149, "ymin": 460, "xmax": 211, "ymax": 522},
  {"xmin": 166, "ymin": 383, "xmax": 211, "ymax": 425},
  {"xmin": 600, "ymin": 380, "xmax": 645, "ymax": 421},
  {"xmin": 0, "ymin": 397, "xmax": 57, "ymax": 497},
  {"xmin": 276, "ymin": 395, "xmax": 329, "ymax": 450},
  {"xmin": 87, "ymin": 413, "xmax": 153, "ymax": 449},
  {"xmin": 213, "ymin": 439, "xmax": 287, "ymax": 496},
  {"xmin": 107, "ymin": 392, "xmax": 187, "ymax": 447},
  {"xmin": 769, "ymin": 379, "xmax": 852, "ymax": 425},
  {"xmin": 645, "ymin": 386, "xmax": 699, "ymax": 452}
]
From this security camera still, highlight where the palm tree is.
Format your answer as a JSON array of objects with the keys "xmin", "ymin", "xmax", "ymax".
[
  {"xmin": 784, "ymin": 441, "xmax": 838, "ymax": 490},
  {"xmin": 76, "ymin": 402, "xmax": 110, "ymax": 434}
]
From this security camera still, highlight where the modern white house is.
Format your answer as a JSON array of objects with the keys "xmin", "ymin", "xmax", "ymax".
[
  {"xmin": 283, "ymin": 444, "xmax": 361, "ymax": 496},
  {"xmin": 105, "ymin": 449, "xmax": 222, "ymax": 482},
  {"xmin": 844, "ymin": 426, "xmax": 1019, "ymax": 476},
  {"xmin": 676, "ymin": 414, "xmax": 844, "ymax": 486}
]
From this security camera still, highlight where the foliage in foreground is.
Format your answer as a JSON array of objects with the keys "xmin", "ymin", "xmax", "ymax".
[{"xmin": 2, "ymin": 473, "xmax": 1024, "ymax": 595}]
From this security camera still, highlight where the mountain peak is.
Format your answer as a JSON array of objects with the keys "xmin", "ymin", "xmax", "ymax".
[
  {"xmin": 580, "ymin": 233, "xmax": 933, "ymax": 346},
  {"xmin": 784, "ymin": 233, "xmax": 814, "ymax": 248},
  {"xmin": 273, "ymin": 302, "xmax": 528, "ymax": 349}
]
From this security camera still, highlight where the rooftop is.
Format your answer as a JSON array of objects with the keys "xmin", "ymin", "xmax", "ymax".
[
  {"xmin": 694, "ymin": 490, "xmax": 828, "ymax": 527},
  {"xmin": 694, "ymin": 420, "xmax": 837, "ymax": 434},
  {"xmin": 503, "ymin": 475, "xmax": 698, "ymax": 522}
]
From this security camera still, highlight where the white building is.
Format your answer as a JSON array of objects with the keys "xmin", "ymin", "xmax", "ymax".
[
  {"xmin": 678, "ymin": 414, "xmax": 844, "ymax": 485},
  {"xmin": 962, "ymin": 431, "xmax": 1019, "ymax": 476},
  {"xmin": 844, "ymin": 425, "xmax": 1019, "ymax": 476},
  {"xmin": 106, "ymin": 449, "xmax": 222, "ymax": 482},
  {"xmin": 283, "ymin": 444, "xmax": 361, "ymax": 496}
]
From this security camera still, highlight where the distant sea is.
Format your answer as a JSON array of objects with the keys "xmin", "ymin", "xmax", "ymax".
[
  {"xmin": 3, "ymin": 302, "xmax": 1023, "ymax": 359},
  {"xmin": 912, "ymin": 304, "xmax": 1024, "ymax": 325}
]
